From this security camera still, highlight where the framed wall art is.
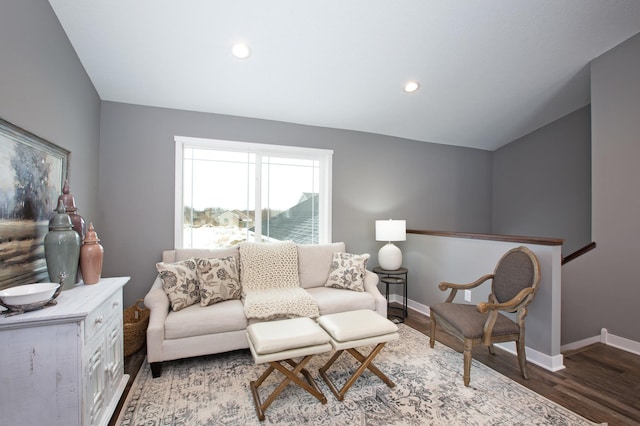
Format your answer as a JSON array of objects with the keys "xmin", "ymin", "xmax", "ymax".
[{"xmin": 0, "ymin": 118, "xmax": 70, "ymax": 289}]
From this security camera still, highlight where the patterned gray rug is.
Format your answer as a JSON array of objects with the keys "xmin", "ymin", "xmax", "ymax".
[{"xmin": 117, "ymin": 325, "xmax": 598, "ymax": 425}]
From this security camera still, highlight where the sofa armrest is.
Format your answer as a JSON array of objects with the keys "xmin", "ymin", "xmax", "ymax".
[
  {"xmin": 363, "ymin": 270, "xmax": 387, "ymax": 318},
  {"xmin": 144, "ymin": 275, "xmax": 170, "ymax": 363}
]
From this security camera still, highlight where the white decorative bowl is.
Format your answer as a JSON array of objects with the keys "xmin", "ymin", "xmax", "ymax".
[{"xmin": 0, "ymin": 283, "xmax": 60, "ymax": 306}]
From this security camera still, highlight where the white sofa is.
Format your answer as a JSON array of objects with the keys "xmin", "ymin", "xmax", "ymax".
[{"xmin": 144, "ymin": 242, "xmax": 386, "ymax": 377}]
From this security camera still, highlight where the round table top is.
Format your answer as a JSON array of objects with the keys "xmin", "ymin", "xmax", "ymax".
[{"xmin": 372, "ymin": 266, "xmax": 408, "ymax": 274}]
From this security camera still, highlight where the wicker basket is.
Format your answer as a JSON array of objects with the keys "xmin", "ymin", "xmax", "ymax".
[{"xmin": 123, "ymin": 299, "xmax": 150, "ymax": 357}]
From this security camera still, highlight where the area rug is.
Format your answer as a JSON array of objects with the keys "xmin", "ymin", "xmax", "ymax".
[{"xmin": 117, "ymin": 325, "xmax": 598, "ymax": 425}]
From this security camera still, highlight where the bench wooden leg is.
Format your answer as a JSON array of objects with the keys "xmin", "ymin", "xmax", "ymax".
[
  {"xmin": 319, "ymin": 342, "xmax": 394, "ymax": 401},
  {"xmin": 250, "ymin": 355, "xmax": 326, "ymax": 421}
]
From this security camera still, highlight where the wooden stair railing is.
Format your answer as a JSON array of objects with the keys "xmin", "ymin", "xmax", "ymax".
[
  {"xmin": 562, "ymin": 242, "xmax": 596, "ymax": 265},
  {"xmin": 406, "ymin": 229, "xmax": 594, "ymax": 266}
]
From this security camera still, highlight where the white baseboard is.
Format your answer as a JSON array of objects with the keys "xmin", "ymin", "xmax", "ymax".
[
  {"xmin": 560, "ymin": 328, "xmax": 640, "ymax": 356},
  {"xmin": 495, "ymin": 342, "xmax": 565, "ymax": 372},
  {"xmin": 391, "ymin": 295, "xmax": 564, "ymax": 372},
  {"xmin": 599, "ymin": 328, "xmax": 640, "ymax": 356},
  {"xmin": 389, "ymin": 294, "xmax": 431, "ymax": 316},
  {"xmin": 560, "ymin": 335, "xmax": 601, "ymax": 352}
]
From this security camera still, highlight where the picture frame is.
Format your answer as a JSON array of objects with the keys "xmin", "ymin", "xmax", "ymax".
[{"xmin": 0, "ymin": 118, "xmax": 70, "ymax": 290}]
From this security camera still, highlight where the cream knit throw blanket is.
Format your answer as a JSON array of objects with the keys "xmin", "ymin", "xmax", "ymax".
[{"xmin": 239, "ymin": 241, "xmax": 319, "ymax": 320}]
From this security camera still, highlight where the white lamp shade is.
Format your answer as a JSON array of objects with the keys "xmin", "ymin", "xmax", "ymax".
[{"xmin": 376, "ymin": 219, "xmax": 406, "ymax": 242}]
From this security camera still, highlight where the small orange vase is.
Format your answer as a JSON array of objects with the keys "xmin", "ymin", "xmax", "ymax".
[{"xmin": 80, "ymin": 223, "xmax": 104, "ymax": 284}]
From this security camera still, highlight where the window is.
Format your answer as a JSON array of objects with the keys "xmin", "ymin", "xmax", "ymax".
[{"xmin": 175, "ymin": 136, "xmax": 333, "ymax": 249}]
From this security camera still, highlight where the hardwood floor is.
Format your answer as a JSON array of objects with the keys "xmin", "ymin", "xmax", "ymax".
[{"xmin": 110, "ymin": 305, "xmax": 640, "ymax": 425}]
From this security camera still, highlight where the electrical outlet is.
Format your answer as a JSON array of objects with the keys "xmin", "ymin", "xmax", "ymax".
[{"xmin": 464, "ymin": 290, "xmax": 471, "ymax": 302}]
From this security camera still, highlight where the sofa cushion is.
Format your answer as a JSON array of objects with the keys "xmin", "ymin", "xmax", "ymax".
[
  {"xmin": 325, "ymin": 252, "xmax": 370, "ymax": 292},
  {"xmin": 196, "ymin": 256, "xmax": 242, "ymax": 306},
  {"xmin": 156, "ymin": 258, "xmax": 200, "ymax": 311},
  {"xmin": 297, "ymin": 242, "xmax": 346, "ymax": 289},
  {"xmin": 164, "ymin": 299, "xmax": 248, "ymax": 340},
  {"xmin": 306, "ymin": 287, "xmax": 376, "ymax": 315}
]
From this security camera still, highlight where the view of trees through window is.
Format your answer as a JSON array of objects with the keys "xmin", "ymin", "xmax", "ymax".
[{"xmin": 177, "ymin": 140, "xmax": 331, "ymax": 249}]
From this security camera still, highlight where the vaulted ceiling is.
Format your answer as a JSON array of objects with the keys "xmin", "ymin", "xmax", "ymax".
[{"xmin": 49, "ymin": 0, "xmax": 640, "ymax": 150}]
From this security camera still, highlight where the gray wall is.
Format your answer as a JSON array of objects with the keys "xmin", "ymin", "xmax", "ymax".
[
  {"xmin": 562, "ymin": 32, "xmax": 640, "ymax": 344},
  {"xmin": 492, "ymin": 106, "xmax": 591, "ymax": 255},
  {"xmin": 0, "ymin": 2, "xmax": 101, "ymax": 244},
  {"xmin": 98, "ymin": 102, "xmax": 492, "ymax": 306}
]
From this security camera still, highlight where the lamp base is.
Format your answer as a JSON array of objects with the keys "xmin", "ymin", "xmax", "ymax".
[{"xmin": 378, "ymin": 243, "xmax": 402, "ymax": 270}]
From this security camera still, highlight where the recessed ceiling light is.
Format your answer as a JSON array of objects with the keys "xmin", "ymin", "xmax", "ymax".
[
  {"xmin": 403, "ymin": 81, "xmax": 420, "ymax": 93},
  {"xmin": 232, "ymin": 42, "xmax": 251, "ymax": 59}
]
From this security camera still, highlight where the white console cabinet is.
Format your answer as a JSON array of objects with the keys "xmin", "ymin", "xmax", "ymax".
[{"xmin": 0, "ymin": 277, "xmax": 130, "ymax": 426}]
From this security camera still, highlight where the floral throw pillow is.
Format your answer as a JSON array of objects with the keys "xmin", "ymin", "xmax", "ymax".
[
  {"xmin": 325, "ymin": 252, "xmax": 370, "ymax": 292},
  {"xmin": 196, "ymin": 256, "xmax": 242, "ymax": 306},
  {"xmin": 156, "ymin": 258, "xmax": 200, "ymax": 311}
]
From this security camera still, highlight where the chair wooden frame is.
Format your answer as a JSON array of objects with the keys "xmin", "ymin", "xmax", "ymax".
[{"xmin": 429, "ymin": 246, "xmax": 541, "ymax": 387}]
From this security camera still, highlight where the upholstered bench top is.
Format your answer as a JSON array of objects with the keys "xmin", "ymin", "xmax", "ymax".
[
  {"xmin": 247, "ymin": 317, "xmax": 332, "ymax": 364},
  {"xmin": 317, "ymin": 309, "xmax": 399, "ymax": 350}
]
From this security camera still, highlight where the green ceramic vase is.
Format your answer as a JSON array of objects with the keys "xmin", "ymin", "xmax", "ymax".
[{"xmin": 45, "ymin": 199, "xmax": 81, "ymax": 290}]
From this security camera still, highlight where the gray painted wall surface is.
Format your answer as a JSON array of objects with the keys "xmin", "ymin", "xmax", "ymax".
[
  {"xmin": 98, "ymin": 102, "xmax": 492, "ymax": 306},
  {"xmin": 0, "ymin": 2, "xmax": 101, "ymax": 253},
  {"xmin": 562, "ymin": 32, "xmax": 640, "ymax": 344},
  {"xmin": 492, "ymin": 106, "xmax": 591, "ymax": 255}
]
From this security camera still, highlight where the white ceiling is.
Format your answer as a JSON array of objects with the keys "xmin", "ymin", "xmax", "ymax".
[{"xmin": 48, "ymin": 0, "xmax": 640, "ymax": 151}]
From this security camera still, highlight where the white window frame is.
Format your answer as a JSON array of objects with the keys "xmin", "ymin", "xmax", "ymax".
[{"xmin": 174, "ymin": 136, "xmax": 333, "ymax": 248}]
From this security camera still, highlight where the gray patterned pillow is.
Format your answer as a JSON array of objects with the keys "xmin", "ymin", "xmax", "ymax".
[
  {"xmin": 196, "ymin": 256, "xmax": 242, "ymax": 306},
  {"xmin": 325, "ymin": 252, "xmax": 370, "ymax": 292},
  {"xmin": 156, "ymin": 258, "xmax": 200, "ymax": 311}
]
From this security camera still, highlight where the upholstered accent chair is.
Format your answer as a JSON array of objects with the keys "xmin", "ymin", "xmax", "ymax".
[{"xmin": 429, "ymin": 246, "xmax": 541, "ymax": 387}]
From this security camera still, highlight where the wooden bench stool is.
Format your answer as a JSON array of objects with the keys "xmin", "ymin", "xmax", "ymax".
[
  {"xmin": 317, "ymin": 309, "xmax": 399, "ymax": 401},
  {"xmin": 247, "ymin": 317, "xmax": 332, "ymax": 421}
]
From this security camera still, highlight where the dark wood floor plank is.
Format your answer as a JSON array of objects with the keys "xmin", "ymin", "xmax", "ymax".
[
  {"xmin": 549, "ymin": 384, "xmax": 638, "ymax": 426},
  {"xmin": 556, "ymin": 380, "xmax": 640, "ymax": 423}
]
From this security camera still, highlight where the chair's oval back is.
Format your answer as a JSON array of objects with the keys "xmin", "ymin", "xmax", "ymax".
[{"xmin": 492, "ymin": 246, "xmax": 540, "ymax": 305}]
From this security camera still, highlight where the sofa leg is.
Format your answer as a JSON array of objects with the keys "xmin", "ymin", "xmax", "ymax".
[{"xmin": 150, "ymin": 362, "xmax": 162, "ymax": 378}]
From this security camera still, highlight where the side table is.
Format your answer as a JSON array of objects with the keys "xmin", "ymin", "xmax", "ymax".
[{"xmin": 372, "ymin": 266, "xmax": 408, "ymax": 323}]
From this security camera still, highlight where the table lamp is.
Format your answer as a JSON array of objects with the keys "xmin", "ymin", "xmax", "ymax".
[{"xmin": 375, "ymin": 219, "xmax": 406, "ymax": 270}]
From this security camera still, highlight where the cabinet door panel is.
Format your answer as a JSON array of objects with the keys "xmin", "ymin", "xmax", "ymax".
[
  {"xmin": 105, "ymin": 315, "xmax": 124, "ymax": 396},
  {"xmin": 0, "ymin": 322, "xmax": 82, "ymax": 425},
  {"xmin": 84, "ymin": 336, "xmax": 106, "ymax": 425}
]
